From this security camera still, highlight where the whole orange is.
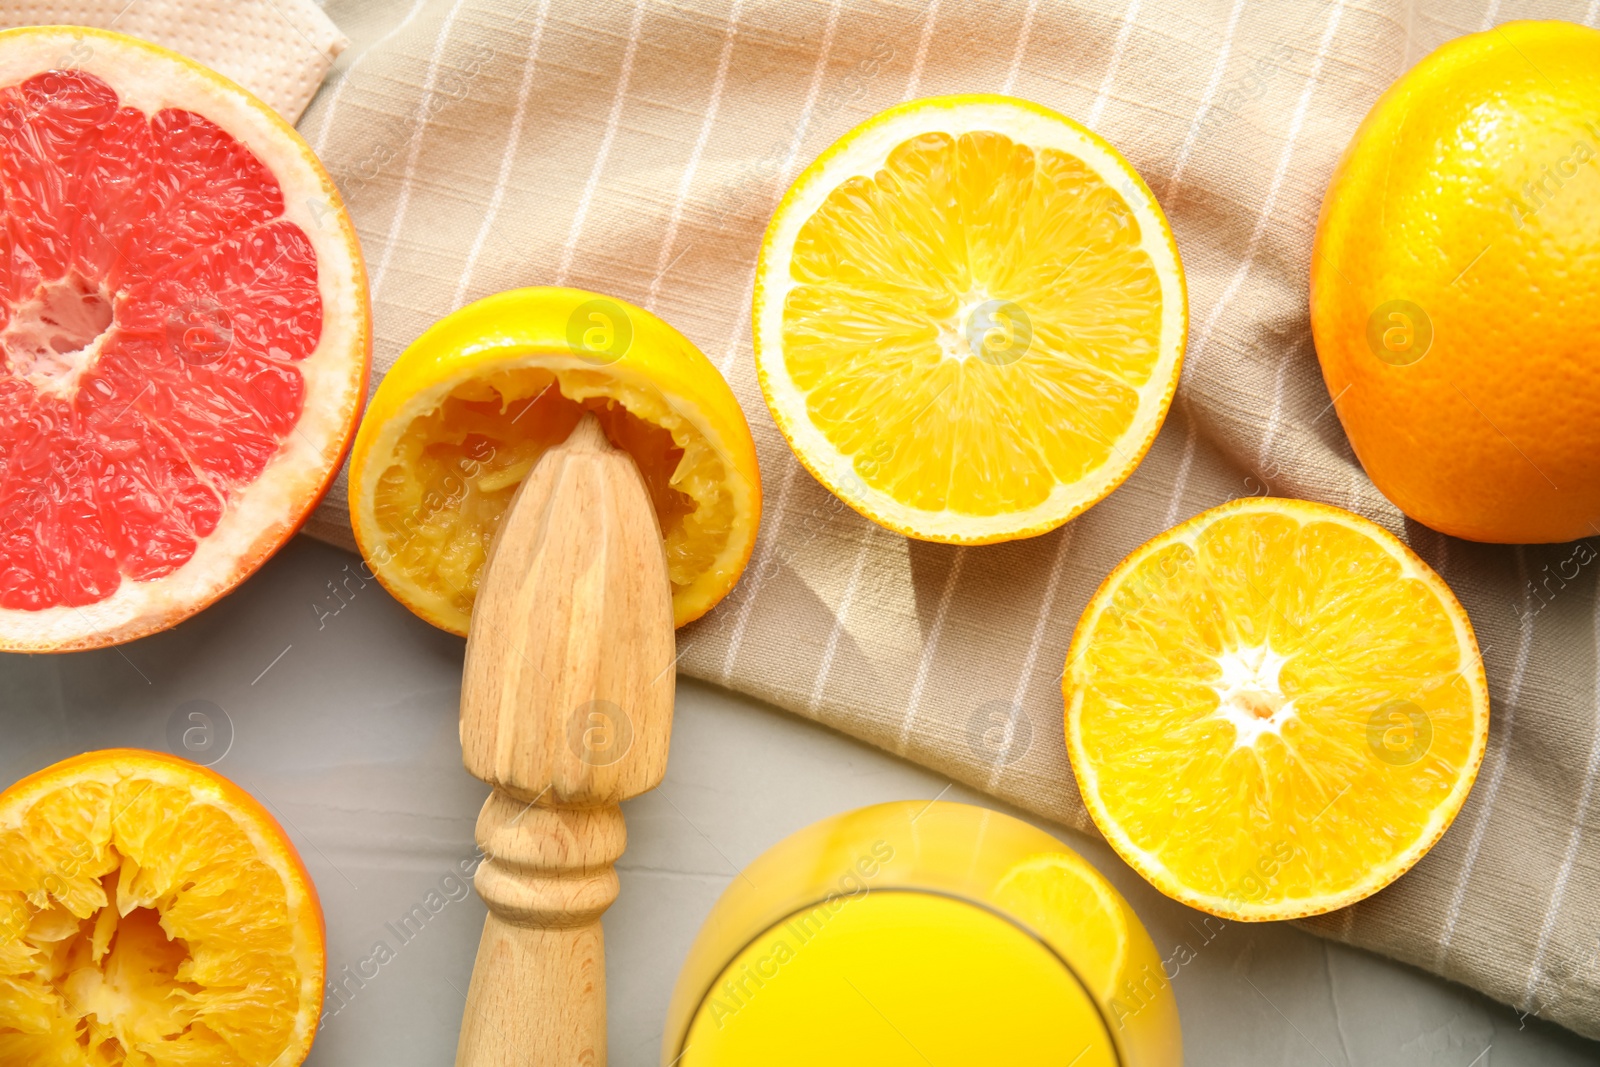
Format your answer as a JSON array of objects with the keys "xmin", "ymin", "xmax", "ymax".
[{"xmin": 1311, "ymin": 20, "xmax": 1600, "ymax": 543}]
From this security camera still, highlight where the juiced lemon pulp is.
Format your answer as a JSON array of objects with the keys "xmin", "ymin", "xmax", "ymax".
[
  {"xmin": 349, "ymin": 288, "xmax": 762, "ymax": 636},
  {"xmin": 370, "ymin": 366, "xmax": 719, "ymax": 627}
]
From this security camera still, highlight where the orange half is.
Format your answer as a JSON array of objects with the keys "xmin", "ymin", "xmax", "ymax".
[
  {"xmin": 1064, "ymin": 497, "xmax": 1489, "ymax": 921},
  {"xmin": 0, "ymin": 749, "xmax": 325, "ymax": 1066},
  {"xmin": 754, "ymin": 95, "xmax": 1186, "ymax": 543}
]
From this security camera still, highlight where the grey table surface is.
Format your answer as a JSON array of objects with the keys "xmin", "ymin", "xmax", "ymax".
[{"xmin": 3, "ymin": 536, "xmax": 1599, "ymax": 1066}]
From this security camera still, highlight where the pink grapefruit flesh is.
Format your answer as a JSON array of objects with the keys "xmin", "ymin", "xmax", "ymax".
[{"xmin": 0, "ymin": 28, "xmax": 369, "ymax": 650}]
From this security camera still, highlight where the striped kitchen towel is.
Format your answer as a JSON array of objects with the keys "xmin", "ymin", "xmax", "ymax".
[{"xmin": 290, "ymin": 0, "xmax": 1600, "ymax": 1039}]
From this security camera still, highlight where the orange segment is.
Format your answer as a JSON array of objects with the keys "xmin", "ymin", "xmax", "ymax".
[
  {"xmin": 991, "ymin": 853, "xmax": 1129, "ymax": 1004},
  {"xmin": 0, "ymin": 749, "xmax": 325, "ymax": 1066},
  {"xmin": 1064, "ymin": 497, "xmax": 1489, "ymax": 921},
  {"xmin": 756, "ymin": 95, "xmax": 1185, "ymax": 543},
  {"xmin": 350, "ymin": 287, "xmax": 760, "ymax": 635}
]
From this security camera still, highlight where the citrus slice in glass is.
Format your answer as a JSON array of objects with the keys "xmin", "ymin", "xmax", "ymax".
[
  {"xmin": 0, "ymin": 749, "xmax": 325, "ymax": 1066},
  {"xmin": 0, "ymin": 28, "xmax": 370, "ymax": 651},
  {"xmin": 992, "ymin": 852, "xmax": 1130, "ymax": 1003},
  {"xmin": 1064, "ymin": 497, "xmax": 1489, "ymax": 920},
  {"xmin": 349, "ymin": 287, "xmax": 760, "ymax": 634},
  {"xmin": 754, "ymin": 94, "xmax": 1186, "ymax": 543}
]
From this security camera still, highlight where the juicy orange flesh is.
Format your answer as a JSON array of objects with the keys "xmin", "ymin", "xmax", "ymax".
[
  {"xmin": 371, "ymin": 365, "xmax": 734, "ymax": 630},
  {"xmin": 0, "ymin": 70, "xmax": 322, "ymax": 610},
  {"xmin": 784, "ymin": 130, "xmax": 1161, "ymax": 515},
  {"xmin": 0, "ymin": 775, "xmax": 307, "ymax": 1065},
  {"xmin": 1073, "ymin": 511, "xmax": 1477, "ymax": 907}
]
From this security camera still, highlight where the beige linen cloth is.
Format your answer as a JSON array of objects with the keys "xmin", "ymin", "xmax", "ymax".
[{"xmin": 54, "ymin": 0, "xmax": 1600, "ymax": 1041}]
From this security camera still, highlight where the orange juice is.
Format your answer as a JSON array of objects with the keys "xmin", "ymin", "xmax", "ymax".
[{"xmin": 663, "ymin": 802, "xmax": 1182, "ymax": 1066}]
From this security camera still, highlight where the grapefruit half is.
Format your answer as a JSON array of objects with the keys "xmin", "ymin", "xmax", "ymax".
[{"xmin": 0, "ymin": 27, "xmax": 370, "ymax": 651}]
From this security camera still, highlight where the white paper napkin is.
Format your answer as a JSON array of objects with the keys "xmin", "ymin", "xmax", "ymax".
[{"xmin": 0, "ymin": 0, "xmax": 345, "ymax": 122}]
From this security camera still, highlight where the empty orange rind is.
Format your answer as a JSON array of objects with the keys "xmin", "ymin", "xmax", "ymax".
[{"xmin": 0, "ymin": 748, "xmax": 326, "ymax": 1066}]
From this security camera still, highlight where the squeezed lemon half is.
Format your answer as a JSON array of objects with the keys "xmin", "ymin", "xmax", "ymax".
[{"xmin": 349, "ymin": 287, "xmax": 761, "ymax": 634}]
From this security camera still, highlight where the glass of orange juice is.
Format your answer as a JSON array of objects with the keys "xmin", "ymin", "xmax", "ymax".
[{"xmin": 663, "ymin": 801, "xmax": 1182, "ymax": 1066}]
